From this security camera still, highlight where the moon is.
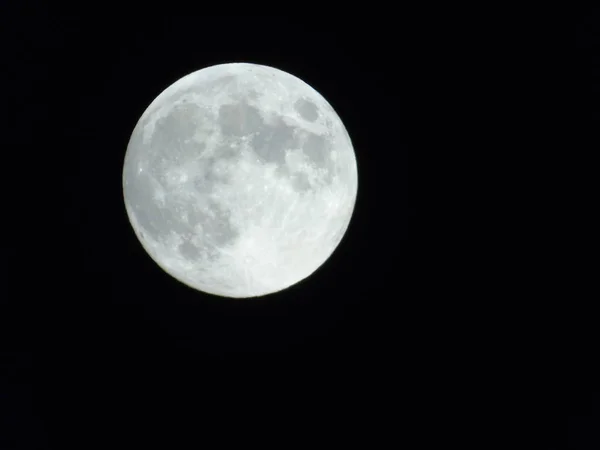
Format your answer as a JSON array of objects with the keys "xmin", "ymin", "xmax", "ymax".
[{"xmin": 122, "ymin": 62, "xmax": 358, "ymax": 298}]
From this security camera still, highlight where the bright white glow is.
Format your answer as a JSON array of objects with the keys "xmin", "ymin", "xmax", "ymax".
[{"xmin": 122, "ymin": 63, "xmax": 358, "ymax": 298}]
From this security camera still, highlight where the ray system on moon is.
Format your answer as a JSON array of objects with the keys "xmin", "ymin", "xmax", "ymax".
[{"xmin": 122, "ymin": 63, "xmax": 358, "ymax": 298}]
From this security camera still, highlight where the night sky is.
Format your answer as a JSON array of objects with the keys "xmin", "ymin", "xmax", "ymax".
[{"xmin": 3, "ymin": 8, "xmax": 590, "ymax": 450}]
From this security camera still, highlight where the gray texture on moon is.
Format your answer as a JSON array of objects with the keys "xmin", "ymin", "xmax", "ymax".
[{"xmin": 122, "ymin": 63, "xmax": 358, "ymax": 298}]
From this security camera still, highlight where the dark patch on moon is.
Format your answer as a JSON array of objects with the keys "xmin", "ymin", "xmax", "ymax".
[
  {"xmin": 245, "ymin": 89, "xmax": 260, "ymax": 101},
  {"xmin": 218, "ymin": 102, "xmax": 263, "ymax": 137},
  {"xmin": 145, "ymin": 103, "xmax": 217, "ymax": 177},
  {"xmin": 290, "ymin": 172, "xmax": 311, "ymax": 192},
  {"xmin": 178, "ymin": 238, "xmax": 201, "ymax": 260},
  {"xmin": 303, "ymin": 133, "xmax": 329, "ymax": 167},
  {"xmin": 294, "ymin": 98, "xmax": 319, "ymax": 122},
  {"xmin": 212, "ymin": 142, "xmax": 241, "ymax": 161},
  {"xmin": 190, "ymin": 140, "xmax": 206, "ymax": 155},
  {"xmin": 250, "ymin": 117, "xmax": 296, "ymax": 166},
  {"xmin": 150, "ymin": 104, "xmax": 200, "ymax": 155},
  {"xmin": 203, "ymin": 199, "xmax": 239, "ymax": 247},
  {"xmin": 193, "ymin": 169, "xmax": 221, "ymax": 192}
]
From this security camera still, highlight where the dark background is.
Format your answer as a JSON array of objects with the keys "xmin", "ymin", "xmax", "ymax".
[
  {"xmin": 3, "ymin": 8, "xmax": 595, "ymax": 450},
  {"xmin": 570, "ymin": 9, "xmax": 600, "ymax": 450},
  {"xmin": 1, "ymin": 12, "xmax": 414, "ymax": 448}
]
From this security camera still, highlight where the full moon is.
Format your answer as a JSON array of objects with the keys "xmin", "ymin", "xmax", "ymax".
[{"xmin": 122, "ymin": 62, "xmax": 358, "ymax": 298}]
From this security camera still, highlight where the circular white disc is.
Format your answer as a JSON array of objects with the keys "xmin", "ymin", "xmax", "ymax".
[{"xmin": 122, "ymin": 63, "xmax": 358, "ymax": 298}]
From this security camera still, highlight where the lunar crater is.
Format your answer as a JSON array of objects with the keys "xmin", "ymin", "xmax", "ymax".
[{"xmin": 294, "ymin": 98, "xmax": 319, "ymax": 122}]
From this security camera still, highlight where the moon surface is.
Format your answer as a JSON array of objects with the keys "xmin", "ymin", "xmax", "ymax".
[{"xmin": 122, "ymin": 62, "xmax": 358, "ymax": 298}]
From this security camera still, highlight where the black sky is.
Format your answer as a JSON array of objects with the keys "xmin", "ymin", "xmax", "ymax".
[{"xmin": 5, "ymin": 7, "xmax": 598, "ymax": 449}]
